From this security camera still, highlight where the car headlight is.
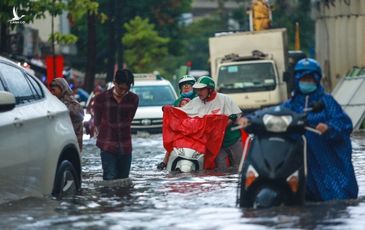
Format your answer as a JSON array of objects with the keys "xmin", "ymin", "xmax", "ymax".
[{"xmin": 262, "ymin": 114, "xmax": 293, "ymax": 132}]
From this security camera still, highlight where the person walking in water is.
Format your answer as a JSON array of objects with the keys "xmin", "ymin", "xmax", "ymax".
[{"xmin": 93, "ymin": 69, "xmax": 139, "ymax": 180}]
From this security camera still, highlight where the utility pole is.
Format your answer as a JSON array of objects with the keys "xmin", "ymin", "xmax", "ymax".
[
  {"xmin": 85, "ymin": 9, "xmax": 96, "ymax": 93},
  {"xmin": 106, "ymin": 0, "xmax": 116, "ymax": 82},
  {"xmin": 0, "ymin": 23, "xmax": 8, "ymax": 55},
  {"xmin": 295, "ymin": 22, "xmax": 301, "ymax": 50},
  {"xmin": 51, "ymin": 0, "xmax": 56, "ymax": 80}
]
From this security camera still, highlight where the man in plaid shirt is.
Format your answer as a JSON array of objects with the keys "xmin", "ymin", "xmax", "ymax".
[{"xmin": 93, "ymin": 69, "xmax": 139, "ymax": 180}]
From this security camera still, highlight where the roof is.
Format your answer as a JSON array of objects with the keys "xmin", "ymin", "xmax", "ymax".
[
  {"xmin": 106, "ymin": 78, "xmax": 173, "ymax": 90},
  {"xmin": 134, "ymin": 78, "xmax": 172, "ymax": 86}
]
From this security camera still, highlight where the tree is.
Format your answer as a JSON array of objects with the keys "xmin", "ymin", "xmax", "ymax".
[
  {"xmin": 122, "ymin": 16, "xmax": 169, "ymax": 73},
  {"xmin": 148, "ymin": 0, "xmax": 191, "ymax": 55},
  {"xmin": 71, "ymin": 0, "xmax": 106, "ymax": 92},
  {"xmin": 0, "ymin": 0, "xmax": 99, "ymax": 54},
  {"xmin": 71, "ymin": 0, "xmax": 191, "ymax": 79},
  {"xmin": 179, "ymin": 17, "xmax": 225, "ymax": 71},
  {"xmin": 271, "ymin": 0, "xmax": 314, "ymax": 53}
]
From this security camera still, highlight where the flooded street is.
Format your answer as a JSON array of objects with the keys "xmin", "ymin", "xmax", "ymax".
[{"xmin": 0, "ymin": 132, "xmax": 365, "ymax": 229}]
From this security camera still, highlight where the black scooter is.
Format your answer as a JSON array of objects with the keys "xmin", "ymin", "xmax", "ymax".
[{"xmin": 236, "ymin": 103, "xmax": 323, "ymax": 209}]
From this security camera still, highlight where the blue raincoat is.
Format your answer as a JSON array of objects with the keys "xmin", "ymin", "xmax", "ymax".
[{"xmin": 282, "ymin": 74, "xmax": 358, "ymax": 201}]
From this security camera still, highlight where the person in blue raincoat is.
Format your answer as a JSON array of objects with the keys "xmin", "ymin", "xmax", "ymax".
[
  {"xmin": 282, "ymin": 58, "xmax": 358, "ymax": 201},
  {"xmin": 239, "ymin": 58, "xmax": 358, "ymax": 201}
]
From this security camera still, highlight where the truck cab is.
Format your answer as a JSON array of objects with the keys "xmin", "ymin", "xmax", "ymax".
[
  {"xmin": 217, "ymin": 58, "xmax": 287, "ymax": 113},
  {"xmin": 209, "ymin": 29, "xmax": 289, "ymax": 113}
]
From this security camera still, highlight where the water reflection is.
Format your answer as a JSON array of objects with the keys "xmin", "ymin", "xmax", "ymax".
[
  {"xmin": 241, "ymin": 199, "xmax": 364, "ymax": 229},
  {"xmin": 0, "ymin": 132, "xmax": 364, "ymax": 229}
]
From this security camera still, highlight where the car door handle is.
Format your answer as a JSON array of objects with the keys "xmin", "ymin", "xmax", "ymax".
[
  {"xmin": 13, "ymin": 117, "xmax": 23, "ymax": 127},
  {"xmin": 47, "ymin": 110, "xmax": 55, "ymax": 119}
]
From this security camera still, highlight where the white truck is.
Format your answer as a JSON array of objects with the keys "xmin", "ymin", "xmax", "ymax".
[{"xmin": 209, "ymin": 28, "xmax": 289, "ymax": 112}]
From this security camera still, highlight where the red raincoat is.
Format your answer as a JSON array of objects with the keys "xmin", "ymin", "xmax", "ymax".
[{"xmin": 163, "ymin": 106, "xmax": 228, "ymax": 169}]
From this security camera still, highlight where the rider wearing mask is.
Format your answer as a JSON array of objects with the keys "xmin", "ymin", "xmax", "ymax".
[
  {"xmin": 285, "ymin": 58, "xmax": 358, "ymax": 201},
  {"xmin": 173, "ymin": 75, "xmax": 196, "ymax": 107},
  {"xmin": 238, "ymin": 58, "xmax": 358, "ymax": 201},
  {"xmin": 181, "ymin": 76, "xmax": 243, "ymax": 169}
]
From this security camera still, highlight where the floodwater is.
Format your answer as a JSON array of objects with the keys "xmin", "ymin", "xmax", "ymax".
[{"xmin": 0, "ymin": 132, "xmax": 364, "ymax": 229}]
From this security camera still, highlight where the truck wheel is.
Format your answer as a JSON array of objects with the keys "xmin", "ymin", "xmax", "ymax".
[{"xmin": 52, "ymin": 160, "xmax": 80, "ymax": 199}]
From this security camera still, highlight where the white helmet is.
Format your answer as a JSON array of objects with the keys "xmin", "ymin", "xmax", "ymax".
[{"xmin": 178, "ymin": 75, "xmax": 196, "ymax": 89}]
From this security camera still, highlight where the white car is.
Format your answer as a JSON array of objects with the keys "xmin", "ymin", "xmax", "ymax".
[
  {"xmin": 130, "ymin": 75, "xmax": 178, "ymax": 133},
  {"xmin": 0, "ymin": 56, "xmax": 81, "ymax": 204}
]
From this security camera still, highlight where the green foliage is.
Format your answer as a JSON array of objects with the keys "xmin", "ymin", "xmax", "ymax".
[
  {"xmin": 0, "ymin": 0, "xmax": 100, "ymax": 21},
  {"xmin": 271, "ymin": 0, "xmax": 314, "ymax": 54},
  {"xmin": 122, "ymin": 16, "xmax": 170, "ymax": 73},
  {"xmin": 71, "ymin": 0, "xmax": 314, "ymax": 76},
  {"xmin": 179, "ymin": 16, "xmax": 226, "ymax": 71},
  {"xmin": 67, "ymin": 0, "xmax": 99, "ymax": 20},
  {"xmin": 0, "ymin": 0, "xmax": 100, "ymax": 44},
  {"xmin": 71, "ymin": 0, "xmax": 192, "ymax": 74},
  {"xmin": 148, "ymin": 0, "xmax": 192, "ymax": 55},
  {"xmin": 49, "ymin": 32, "xmax": 78, "ymax": 44}
]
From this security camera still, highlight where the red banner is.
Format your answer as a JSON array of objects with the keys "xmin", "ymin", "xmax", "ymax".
[
  {"xmin": 46, "ymin": 55, "xmax": 64, "ymax": 85},
  {"xmin": 162, "ymin": 106, "xmax": 228, "ymax": 169}
]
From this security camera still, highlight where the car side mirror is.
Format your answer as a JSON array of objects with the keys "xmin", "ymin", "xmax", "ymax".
[{"xmin": 0, "ymin": 91, "xmax": 16, "ymax": 112}]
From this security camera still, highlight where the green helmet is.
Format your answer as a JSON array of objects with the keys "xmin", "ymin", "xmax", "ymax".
[
  {"xmin": 178, "ymin": 75, "xmax": 196, "ymax": 89},
  {"xmin": 193, "ymin": 76, "xmax": 215, "ymax": 90}
]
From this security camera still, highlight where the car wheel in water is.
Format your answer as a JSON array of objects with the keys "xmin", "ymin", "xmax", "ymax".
[{"xmin": 52, "ymin": 160, "xmax": 80, "ymax": 199}]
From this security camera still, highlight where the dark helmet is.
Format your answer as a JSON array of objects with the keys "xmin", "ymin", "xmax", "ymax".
[
  {"xmin": 178, "ymin": 75, "xmax": 196, "ymax": 90},
  {"xmin": 193, "ymin": 76, "xmax": 215, "ymax": 90},
  {"xmin": 294, "ymin": 58, "xmax": 322, "ymax": 83}
]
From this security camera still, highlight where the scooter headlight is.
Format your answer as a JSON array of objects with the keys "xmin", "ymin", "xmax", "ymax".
[{"xmin": 262, "ymin": 114, "xmax": 293, "ymax": 133}]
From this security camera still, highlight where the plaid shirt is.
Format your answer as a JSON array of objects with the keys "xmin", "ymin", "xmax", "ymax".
[{"xmin": 93, "ymin": 88, "xmax": 139, "ymax": 154}]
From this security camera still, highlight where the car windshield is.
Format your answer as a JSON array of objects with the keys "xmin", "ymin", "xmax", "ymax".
[
  {"xmin": 131, "ymin": 85, "xmax": 176, "ymax": 107},
  {"xmin": 217, "ymin": 62, "xmax": 276, "ymax": 93}
]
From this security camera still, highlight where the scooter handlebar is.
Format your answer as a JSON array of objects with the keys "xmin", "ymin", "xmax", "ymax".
[
  {"xmin": 231, "ymin": 125, "xmax": 245, "ymax": 131},
  {"xmin": 304, "ymin": 126, "xmax": 322, "ymax": 135},
  {"xmin": 231, "ymin": 121, "xmax": 251, "ymax": 131}
]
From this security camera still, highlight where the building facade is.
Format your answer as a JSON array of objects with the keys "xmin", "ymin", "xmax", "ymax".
[{"xmin": 313, "ymin": 0, "xmax": 365, "ymax": 90}]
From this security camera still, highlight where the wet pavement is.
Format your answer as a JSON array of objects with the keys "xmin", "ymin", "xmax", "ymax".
[{"xmin": 0, "ymin": 132, "xmax": 364, "ymax": 229}]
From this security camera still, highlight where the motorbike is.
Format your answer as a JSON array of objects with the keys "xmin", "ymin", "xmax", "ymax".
[
  {"xmin": 236, "ymin": 103, "xmax": 323, "ymax": 209},
  {"xmin": 162, "ymin": 106, "xmax": 229, "ymax": 173},
  {"xmin": 166, "ymin": 147, "xmax": 205, "ymax": 172}
]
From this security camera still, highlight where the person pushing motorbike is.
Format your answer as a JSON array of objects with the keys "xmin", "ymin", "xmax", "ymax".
[{"xmin": 181, "ymin": 76, "xmax": 243, "ymax": 169}]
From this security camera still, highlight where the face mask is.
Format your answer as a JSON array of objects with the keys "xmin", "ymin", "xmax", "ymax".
[
  {"xmin": 299, "ymin": 82, "xmax": 317, "ymax": 94},
  {"xmin": 181, "ymin": 90, "xmax": 193, "ymax": 97}
]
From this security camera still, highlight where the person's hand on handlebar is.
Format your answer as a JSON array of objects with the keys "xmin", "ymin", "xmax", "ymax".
[
  {"xmin": 315, "ymin": 123, "xmax": 328, "ymax": 134},
  {"xmin": 237, "ymin": 117, "xmax": 250, "ymax": 128}
]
